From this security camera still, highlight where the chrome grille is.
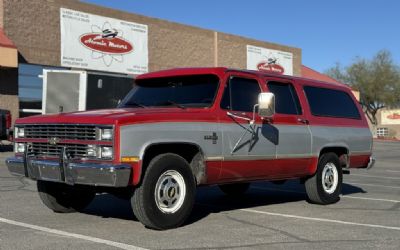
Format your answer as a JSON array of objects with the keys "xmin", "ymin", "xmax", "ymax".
[
  {"xmin": 23, "ymin": 124, "xmax": 97, "ymax": 140},
  {"xmin": 28, "ymin": 142, "xmax": 89, "ymax": 158}
]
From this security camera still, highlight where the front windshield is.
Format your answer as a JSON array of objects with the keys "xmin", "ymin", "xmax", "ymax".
[{"xmin": 118, "ymin": 74, "xmax": 219, "ymax": 108}]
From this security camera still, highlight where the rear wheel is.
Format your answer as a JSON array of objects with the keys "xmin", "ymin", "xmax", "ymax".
[
  {"xmin": 305, "ymin": 153, "xmax": 342, "ymax": 204},
  {"xmin": 131, "ymin": 153, "xmax": 196, "ymax": 230},
  {"xmin": 218, "ymin": 183, "xmax": 250, "ymax": 196},
  {"xmin": 37, "ymin": 181, "xmax": 95, "ymax": 213}
]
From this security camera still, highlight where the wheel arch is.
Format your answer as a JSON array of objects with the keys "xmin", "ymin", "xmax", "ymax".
[
  {"xmin": 318, "ymin": 144, "xmax": 350, "ymax": 169},
  {"xmin": 136, "ymin": 141, "xmax": 206, "ymax": 186}
]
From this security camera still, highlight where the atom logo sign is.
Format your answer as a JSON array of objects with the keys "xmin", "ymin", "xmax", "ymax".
[
  {"xmin": 79, "ymin": 22, "xmax": 134, "ymax": 67},
  {"xmin": 61, "ymin": 8, "xmax": 148, "ymax": 74},
  {"xmin": 247, "ymin": 45, "xmax": 293, "ymax": 76},
  {"xmin": 257, "ymin": 55, "xmax": 285, "ymax": 74}
]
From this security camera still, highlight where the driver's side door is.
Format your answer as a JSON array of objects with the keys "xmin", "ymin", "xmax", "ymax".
[{"xmin": 219, "ymin": 74, "xmax": 277, "ymax": 181}]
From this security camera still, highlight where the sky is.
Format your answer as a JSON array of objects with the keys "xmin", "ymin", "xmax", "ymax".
[{"xmin": 83, "ymin": 0, "xmax": 400, "ymax": 73}]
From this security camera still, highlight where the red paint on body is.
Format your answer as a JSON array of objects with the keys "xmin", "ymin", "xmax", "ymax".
[
  {"xmin": 204, "ymin": 160, "xmax": 222, "ymax": 184},
  {"xmin": 349, "ymin": 155, "xmax": 370, "ymax": 168},
  {"xmin": 218, "ymin": 157, "xmax": 317, "ymax": 182},
  {"xmin": 131, "ymin": 161, "xmax": 142, "ymax": 185},
  {"xmin": 14, "ymin": 138, "xmax": 113, "ymax": 146}
]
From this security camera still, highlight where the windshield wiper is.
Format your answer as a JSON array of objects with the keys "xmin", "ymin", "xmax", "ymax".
[
  {"xmin": 123, "ymin": 101, "xmax": 147, "ymax": 108},
  {"xmin": 158, "ymin": 100, "xmax": 186, "ymax": 109}
]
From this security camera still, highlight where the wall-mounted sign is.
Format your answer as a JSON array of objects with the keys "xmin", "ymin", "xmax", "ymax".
[
  {"xmin": 381, "ymin": 109, "xmax": 400, "ymax": 125},
  {"xmin": 60, "ymin": 8, "xmax": 148, "ymax": 75},
  {"xmin": 247, "ymin": 45, "xmax": 293, "ymax": 76}
]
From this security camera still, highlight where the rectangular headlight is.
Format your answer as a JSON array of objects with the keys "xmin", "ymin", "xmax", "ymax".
[
  {"xmin": 86, "ymin": 145, "xmax": 113, "ymax": 159},
  {"xmin": 15, "ymin": 127, "xmax": 25, "ymax": 138},
  {"xmin": 101, "ymin": 129, "xmax": 113, "ymax": 140},
  {"xmin": 15, "ymin": 142, "xmax": 25, "ymax": 153},
  {"xmin": 100, "ymin": 146, "xmax": 113, "ymax": 159},
  {"xmin": 96, "ymin": 127, "xmax": 113, "ymax": 141},
  {"xmin": 87, "ymin": 145, "xmax": 97, "ymax": 157}
]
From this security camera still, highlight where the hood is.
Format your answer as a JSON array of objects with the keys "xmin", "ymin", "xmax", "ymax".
[{"xmin": 15, "ymin": 107, "xmax": 216, "ymax": 126}]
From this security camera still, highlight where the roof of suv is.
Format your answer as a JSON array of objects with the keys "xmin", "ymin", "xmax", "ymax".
[{"xmin": 136, "ymin": 67, "xmax": 351, "ymax": 90}]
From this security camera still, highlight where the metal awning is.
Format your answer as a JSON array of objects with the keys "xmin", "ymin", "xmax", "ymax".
[{"xmin": 0, "ymin": 28, "xmax": 18, "ymax": 68}]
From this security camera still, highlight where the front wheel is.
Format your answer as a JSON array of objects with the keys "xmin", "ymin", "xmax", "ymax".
[
  {"xmin": 305, "ymin": 153, "xmax": 343, "ymax": 204},
  {"xmin": 37, "ymin": 181, "xmax": 95, "ymax": 213},
  {"xmin": 131, "ymin": 153, "xmax": 196, "ymax": 230}
]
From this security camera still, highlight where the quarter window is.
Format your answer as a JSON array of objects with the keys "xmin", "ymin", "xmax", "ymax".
[
  {"xmin": 304, "ymin": 86, "xmax": 361, "ymax": 119},
  {"xmin": 267, "ymin": 82, "xmax": 301, "ymax": 115},
  {"xmin": 221, "ymin": 77, "xmax": 261, "ymax": 112}
]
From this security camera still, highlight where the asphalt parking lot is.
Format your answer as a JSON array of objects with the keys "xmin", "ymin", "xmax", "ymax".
[{"xmin": 0, "ymin": 141, "xmax": 399, "ymax": 250}]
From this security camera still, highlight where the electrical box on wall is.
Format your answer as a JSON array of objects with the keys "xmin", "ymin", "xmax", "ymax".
[{"xmin": 42, "ymin": 70, "xmax": 87, "ymax": 114}]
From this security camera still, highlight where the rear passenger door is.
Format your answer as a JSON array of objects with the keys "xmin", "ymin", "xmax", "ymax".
[{"xmin": 265, "ymin": 79, "xmax": 313, "ymax": 176}]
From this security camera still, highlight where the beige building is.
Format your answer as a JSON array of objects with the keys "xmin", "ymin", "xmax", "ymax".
[
  {"xmin": 2, "ymin": 0, "xmax": 389, "ymax": 141},
  {"xmin": 0, "ymin": 0, "xmax": 303, "ymax": 124},
  {"xmin": 372, "ymin": 109, "xmax": 400, "ymax": 139}
]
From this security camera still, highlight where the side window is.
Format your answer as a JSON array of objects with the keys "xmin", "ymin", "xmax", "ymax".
[
  {"xmin": 304, "ymin": 86, "xmax": 361, "ymax": 119},
  {"xmin": 267, "ymin": 81, "xmax": 302, "ymax": 115},
  {"xmin": 221, "ymin": 77, "xmax": 261, "ymax": 112}
]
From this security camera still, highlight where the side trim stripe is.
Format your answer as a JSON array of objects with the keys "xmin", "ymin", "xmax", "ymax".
[{"xmin": 205, "ymin": 154, "xmax": 316, "ymax": 161}]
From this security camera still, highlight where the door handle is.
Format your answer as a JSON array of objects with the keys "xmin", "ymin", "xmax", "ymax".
[{"xmin": 297, "ymin": 118, "xmax": 309, "ymax": 124}]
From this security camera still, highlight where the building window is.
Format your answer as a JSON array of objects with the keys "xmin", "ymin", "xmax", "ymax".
[
  {"xmin": 18, "ymin": 64, "xmax": 66, "ymax": 117},
  {"xmin": 376, "ymin": 127, "xmax": 388, "ymax": 137}
]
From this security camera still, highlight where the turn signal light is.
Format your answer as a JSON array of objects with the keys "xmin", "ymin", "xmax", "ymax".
[{"xmin": 121, "ymin": 156, "xmax": 140, "ymax": 163}]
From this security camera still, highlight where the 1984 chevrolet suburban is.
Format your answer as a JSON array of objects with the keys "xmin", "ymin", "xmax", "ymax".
[{"xmin": 6, "ymin": 67, "xmax": 375, "ymax": 230}]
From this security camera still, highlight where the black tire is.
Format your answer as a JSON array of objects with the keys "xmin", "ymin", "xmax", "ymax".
[
  {"xmin": 218, "ymin": 183, "xmax": 250, "ymax": 196},
  {"xmin": 305, "ymin": 153, "xmax": 343, "ymax": 204},
  {"xmin": 131, "ymin": 153, "xmax": 196, "ymax": 230},
  {"xmin": 37, "ymin": 181, "xmax": 95, "ymax": 213}
]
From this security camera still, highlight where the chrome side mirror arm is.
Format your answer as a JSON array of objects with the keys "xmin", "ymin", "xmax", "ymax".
[{"xmin": 227, "ymin": 111, "xmax": 258, "ymax": 154}]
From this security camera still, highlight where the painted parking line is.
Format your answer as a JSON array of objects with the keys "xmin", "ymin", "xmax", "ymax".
[
  {"xmin": 239, "ymin": 208, "xmax": 400, "ymax": 231},
  {"xmin": 386, "ymin": 170, "xmax": 400, "ymax": 173},
  {"xmin": 251, "ymin": 186, "xmax": 400, "ymax": 203},
  {"xmin": 0, "ymin": 217, "xmax": 147, "ymax": 250},
  {"xmin": 343, "ymin": 196, "xmax": 400, "ymax": 203},
  {"xmin": 197, "ymin": 202, "xmax": 400, "ymax": 231},
  {"xmin": 346, "ymin": 182, "xmax": 400, "ymax": 189},
  {"xmin": 350, "ymin": 174, "xmax": 400, "ymax": 180}
]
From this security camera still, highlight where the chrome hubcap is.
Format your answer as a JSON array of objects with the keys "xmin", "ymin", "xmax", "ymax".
[
  {"xmin": 155, "ymin": 170, "xmax": 186, "ymax": 213},
  {"xmin": 322, "ymin": 162, "xmax": 338, "ymax": 194}
]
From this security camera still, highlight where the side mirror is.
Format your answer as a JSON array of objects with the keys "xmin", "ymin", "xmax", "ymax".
[{"xmin": 258, "ymin": 92, "xmax": 275, "ymax": 118}]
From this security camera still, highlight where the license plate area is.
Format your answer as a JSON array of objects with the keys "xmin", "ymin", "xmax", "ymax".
[
  {"xmin": 33, "ymin": 160, "xmax": 63, "ymax": 182},
  {"xmin": 24, "ymin": 146, "xmax": 69, "ymax": 183}
]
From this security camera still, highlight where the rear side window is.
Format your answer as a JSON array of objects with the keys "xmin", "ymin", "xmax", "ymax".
[
  {"xmin": 304, "ymin": 86, "xmax": 361, "ymax": 119},
  {"xmin": 267, "ymin": 82, "xmax": 302, "ymax": 115},
  {"xmin": 220, "ymin": 77, "xmax": 261, "ymax": 112}
]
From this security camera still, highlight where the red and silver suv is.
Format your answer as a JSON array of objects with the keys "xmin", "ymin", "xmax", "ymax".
[{"xmin": 6, "ymin": 67, "xmax": 374, "ymax": 230}]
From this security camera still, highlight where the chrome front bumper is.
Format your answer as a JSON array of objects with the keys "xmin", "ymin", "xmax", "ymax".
[{"xmin": 6, "ymin": 157, "xmax": 132, "ymax": 187}]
